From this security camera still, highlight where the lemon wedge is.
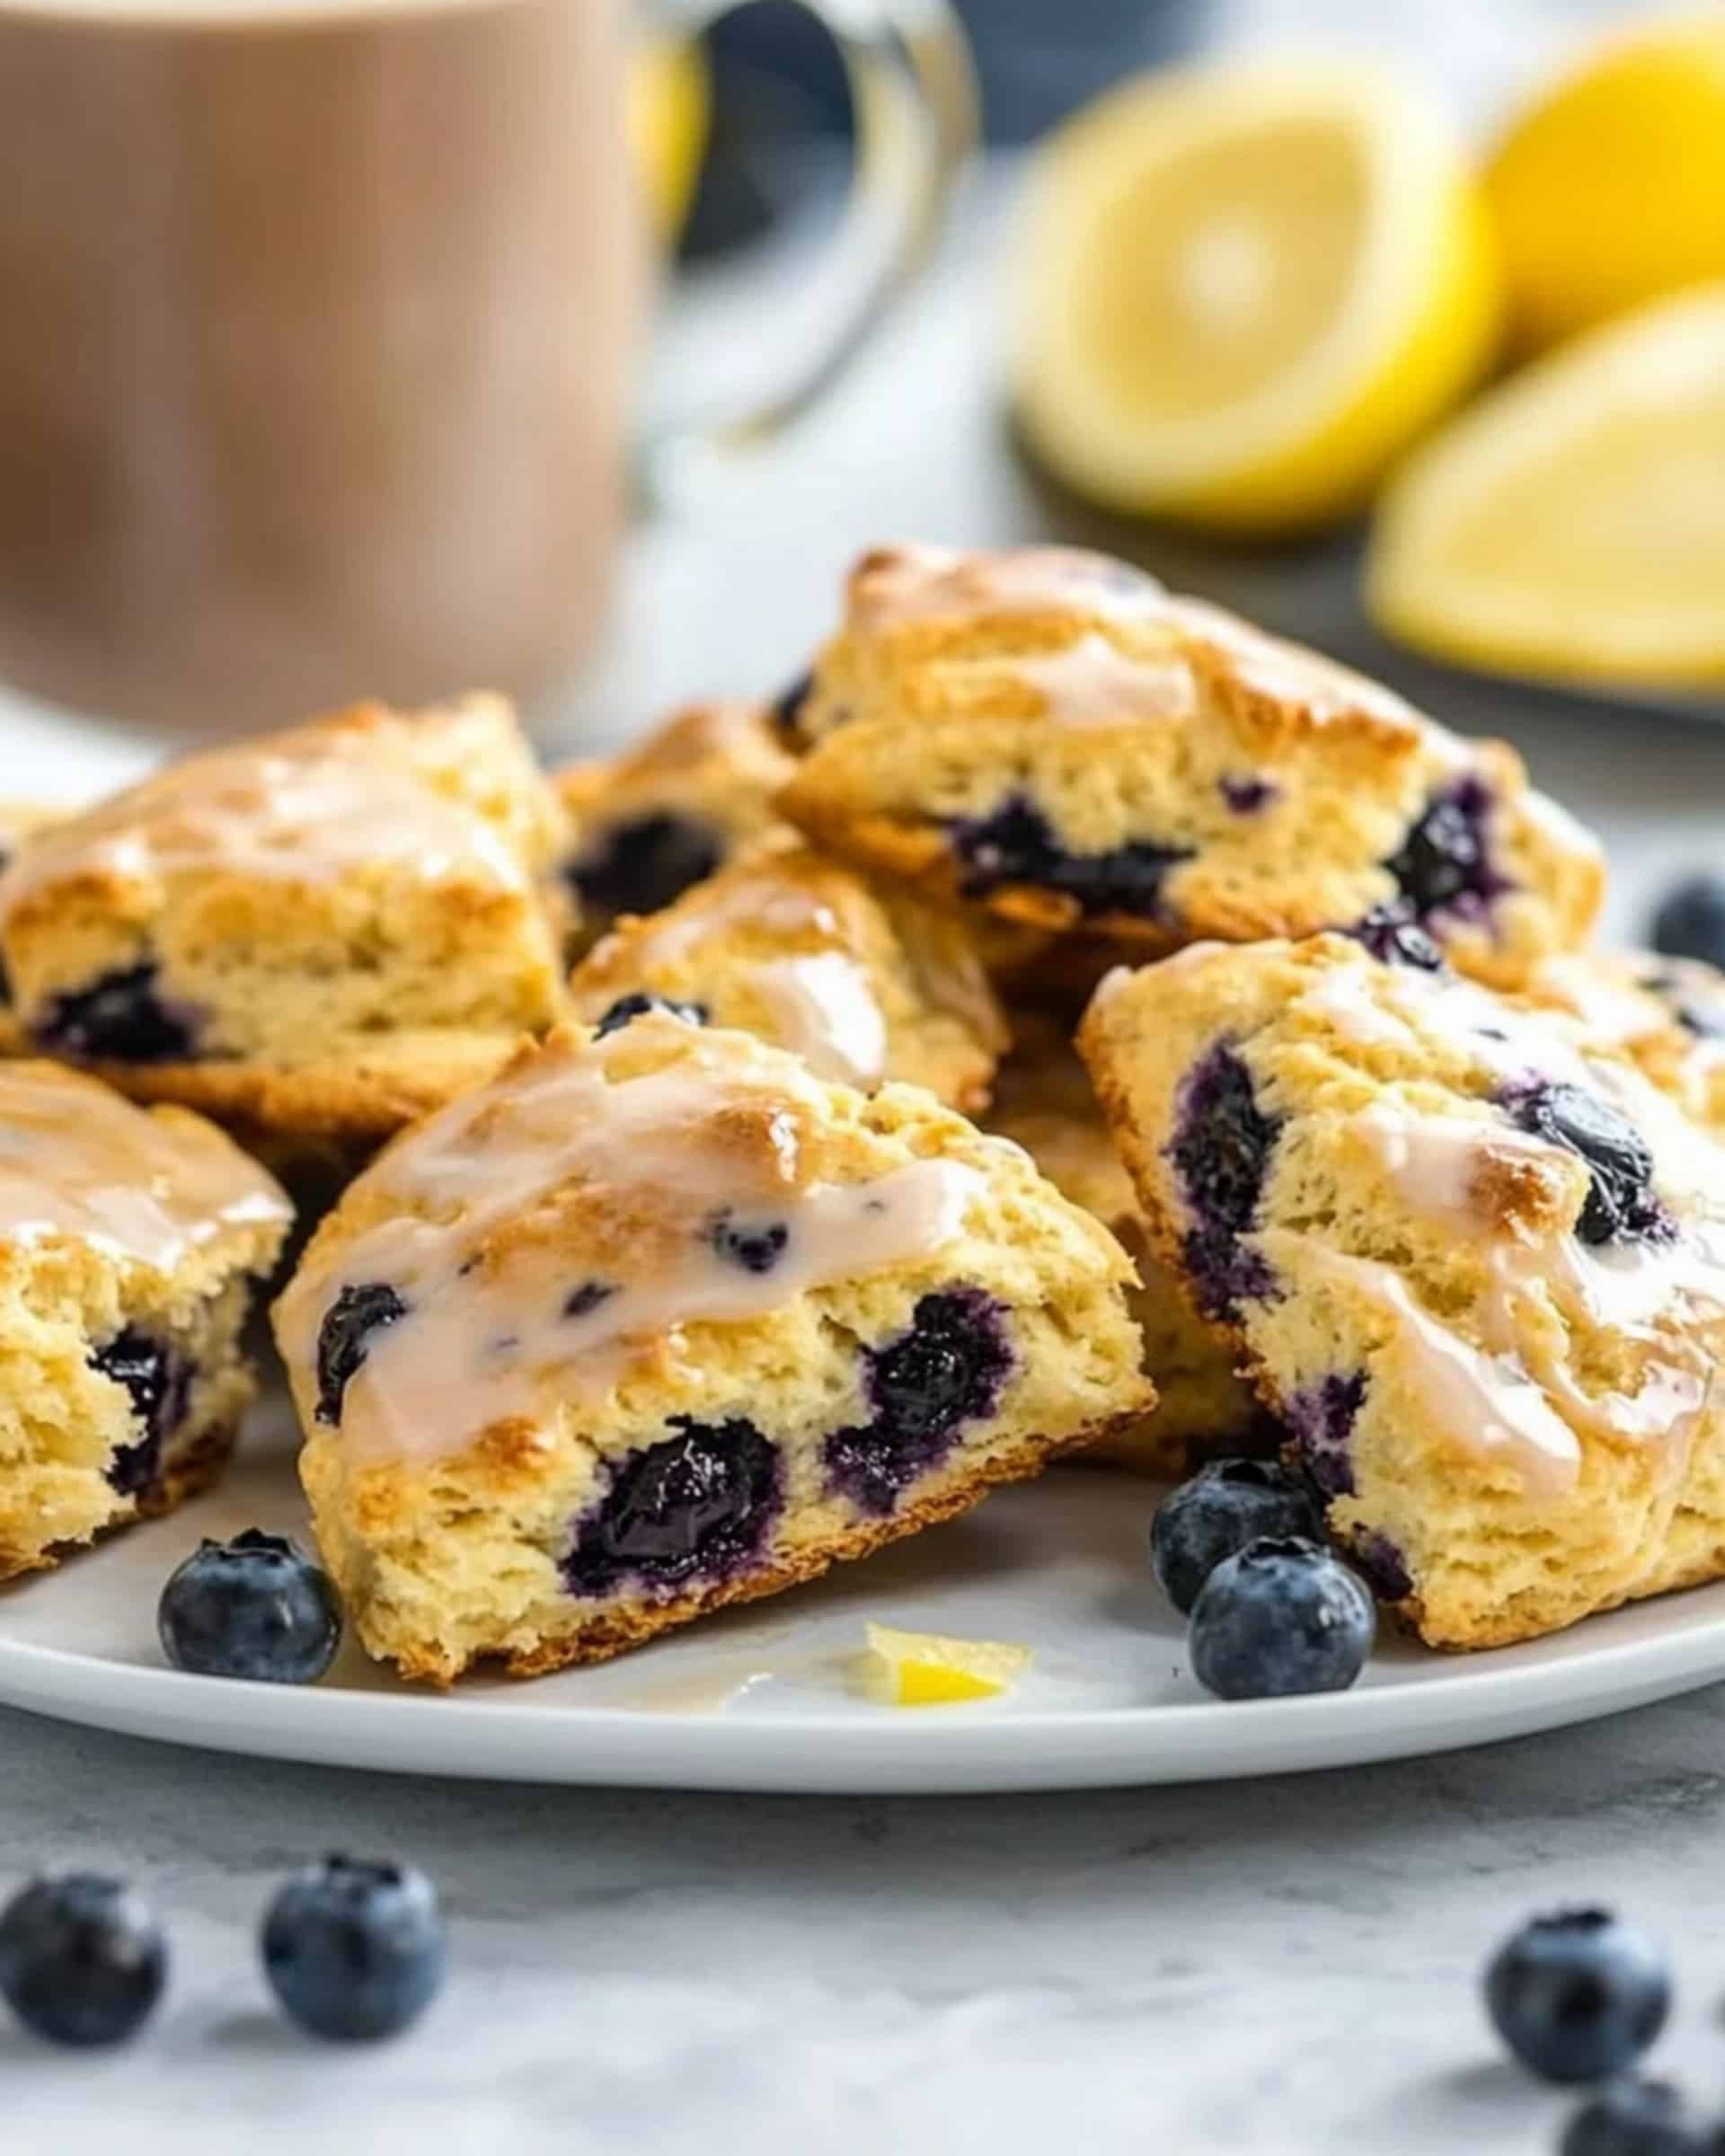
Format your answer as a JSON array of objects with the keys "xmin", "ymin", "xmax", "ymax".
[
  {"xmin": 630, "ymin": 38, "xmax": 710, "ymax": 243},
  {"xmin": 1366, "ymin": 283, "xmax": 1725, "ymax": 689},
  {"xmin": 1486, "ymin": 16, "xmax": 1725, "ymax": 353},
  {"xmin": 1011, "ymin": 61, "xmax": 1502, "ymax": 535},
  {"xmin": 863, "ymin": 1623, "xmax": 1031, "ymax": 1707}
]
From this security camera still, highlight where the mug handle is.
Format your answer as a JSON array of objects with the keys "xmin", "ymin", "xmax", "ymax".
[{"xmin": 638, "ymin": 0, "xmax": 977, "ymax": 458}]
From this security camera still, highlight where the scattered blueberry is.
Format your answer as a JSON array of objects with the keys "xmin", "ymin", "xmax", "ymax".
[
  {"xmin": 158, "ymin": 1530, "xmax": 342, "ymax": 1683},
  {"xmin": 706, "ymin": 1209, "xmax": 790, "ymax": 1274},
  {"xmin": 1383, "ymin": 777, "xmax": 1508, "ymax": 924},
  {"xmin": 1346, "ymin": 904, "xmax": 1445, "ymax": 971},
  {"xmin": 769, "ymin": 668, "xmax": 814, "ymax": 742},
  {"xmin": 594, "ymin": 992, "xmax": 708, "ymax": 1039},
  {"xmin": 314, "ymin": 1282, "xmax": 409, "ymax": 1425},
  {"xmin": 569, "ymin": 811, "xmax": 723, "ymax": 921},
  {"xmin": 1189, "ymin": 1537, "xmax": 1375, "ymax": 1700},
  {"xmin": 563, "ymin": 1418, "xmax": 782, "ymax": 1595},
  {"xmin": 563, "ymin": 1280, "xmax": 616, "ymax": 1320},
  {"xmin": 90, "ymin": 1327, "xmax": 191, "ymax": 1497},
  {"xmin": 0, "ymin": 1874, "xmax": 167, "ymax": 2047},
  {"xmin": 1561, "ymin": 2080, "xmax": 1712, "ymax": 2156},
  {"xmin": 1150, "ymin": 1460, "xmax": 1324, "ymax": 1616},
  {"xmin": 950, "ymin": 793, "xmax": 1192, "ymax": 920},
  {"xmin": 1167, "ymin": 1043, "xmax": 1283, "ymax": 1318},
  {"xmin": 1485, "ymin": 1909, "xmax": 1670, "ymax": 2085},
  {"xmin": 1285, "ymin": 1370, "xmax": 1368, "ymax": 1497},
  {"xmin": 33, "ymin": 959, "xmax": 199, "ymax": 1063},
  {"xmin": 1650, "ymin": 877, "xmax": 1725, "ymax": 970},
  {"xmin": 1503, "ymin": 1082, "xmax": 1671, "ymax": 1247},
  {"xmin": 261, "ymin": 1855, "xmax": 445, "ymax": 2042}
]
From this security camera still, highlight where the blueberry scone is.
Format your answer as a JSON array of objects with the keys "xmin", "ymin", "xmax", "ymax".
[
  {"xmin": 1081, "ymin": 933, "xmax": 1725, "ymax": 1648},
  {"xmin": 567, "ymin": 844, "xmax": 1007, "ymax": 1112},
  {"xmin": 0, "ymin": 1061, "xmax": 290, "ymax": 1575},
  {"xmin": 776, "ymin": 543, "xmax": 1603, "ymax": 988},
  {"xmin": 0, "ymin": 698, "xmax": 571, "ymax": 1143},
  {"xmin": 988, "ymin": 1017, "xmax": 1272, "ymax": 1474},
  {"xmin": 0, "ymin": 805, "xmax": 62, "ymax": 1057},
  {"xmin": 1526, "ymin": 950, "xmax": 1725, "ymax": 1137},
  {"xmin": 556, "ymin": 700, "xmax": 797, "ymax": 951},
  {"xmin": 273, "ymin": 1012, "xmax": 1150, "ymax": 1681}
]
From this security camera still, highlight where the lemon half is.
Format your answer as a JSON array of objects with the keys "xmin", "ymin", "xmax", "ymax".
[
  {"xmin": 1012, "ymin": 61, "xmax": 1502, "ymax": 535},
  {"xmin": 1367, "ymin": 284, "xmax": 1725, "ymax": 688}
]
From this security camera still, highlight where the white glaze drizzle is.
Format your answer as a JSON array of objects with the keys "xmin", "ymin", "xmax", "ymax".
[
  {"xmin": 1006, "ymin": 635, "xmax": 1200, "ymax": 727},
  {"xmin": 751, "ymin": 953, "xmax": 889, "ymax": 1088},
  {"xmin": 849, "ymin": 543, "xmax": 1166, "ymax": 630}
]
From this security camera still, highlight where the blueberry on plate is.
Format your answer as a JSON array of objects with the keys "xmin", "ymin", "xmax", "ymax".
[
  {"xmin": 1150, "ymin": 1459, "xmax": 1323, "ymax": 1615},
  {"xmin": 158, "ymin": 1530, "xmax": 342, "ymax": 1683},
  {"xmin": 1560, "ymin": 2079, "xmax": 1713, "ymax": 2156},
  {"xmin": 1485, "ymin": 1908, "xmax": 1670, "ymax": 2085},
  {"xmin": 1188, "ymin": 1536, "xmax": 1375, "ymax": 1700},
  {"xmin": 262, "ymin": 1855, "xmax": 445, "ymax": 2042},
  {"xmin": 0, "ymin": 1874, "xmax": 167, "ymax": 2047},
  {"xmin": 1651, "ymin": 876, "xmax": 1725, "ymax": 970}
]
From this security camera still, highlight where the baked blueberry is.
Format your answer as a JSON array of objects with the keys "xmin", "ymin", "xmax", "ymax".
[
  {"xmin": 1383, "ymin": 777, "xmax": 1508, "ymax": 924},
  {"xmin": 825, "ymin": 1288, "xmax": 1013, "ymax": 1515},
  {"xmin": 593, "ymin": 992, "xmax": 707, "ymax": 1039},
  {"xmin": 158, "ymin": 1529, "xmax": 342, "ymax": 1683},
  {"xmin": 562, "ymin": 1280, "xmax": 616, "ymax": 1320},
  {"xmin": 1285, "ymin": 1371, "xmax": 1367, "ymax": 1498},
  {"xmin": 1650, "ymin": 876, "xmax": 1725, "ymax": 970},
  {"xmin": 570, "ymin": 810, "xmax": 723, "ymax": 920},
  {"xmin": 33, "ymin": 959, "xmax": 199, "ymax": 1063},
  {"xmin": 951, "ymin": 794, "xmax": 1192, "ymax": 920},
  {"xmin": 1150, "ymin": 1459, "xmax": 1324, "ymax": 1615},
  {"xmin": 1189, "ymin": 1537, "xmax": 1375, "ymax": 1700},
  {"xmin": 1167, "ymin": 1043, "xmax": 1282, "ymax": 1318},
  {"xmin": 707, "ymin": 1210, "xmax": 790, "ymax": 1274},
  {"xmin": 1485, "ymin": 1909, "xmax": 1670, "ymax": 2085},
  {"xmin": 1219, "ymin": 775, "xmax": 1276, "ymax": 815},
  {"xmin": 314, "ymin": 1283, "xmax": 409, "ymax": 1425},
  {"xmin": 262, "ymin": 1855, "xmax": 445, "ymax": 2043},
  {"xmin": 91, "ymin": 1327, "xmax": 191, "ymax": 1497},
  {"xmin": 1560, "ymin": 2080, "xmax": 1712, "ymax": 2156},
  {"xmin": 0, "ymin": 1874, "xmax": 167, "ymax": 2047},
  {"xmin": 1503, "ymin": 1082, "xmax": 1671, "ymax": 1247},
  {"xmin": 1348, "ymin": 1529, "xmax": 1413, "ymax": 1602},
  {"xmin": 1347, "ymin": 904, "xmax": 1444, "ymax": 971},
  {"xmin": 563, "ymin": 1418, "xmax": 782, "ymax": 1595}
]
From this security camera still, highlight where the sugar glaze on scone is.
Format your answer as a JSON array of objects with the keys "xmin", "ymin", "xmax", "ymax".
[
  {"xmin": 274, "ymin": 1013, "xmax": 1150, "ymax": 1683},
  {"xmin": 0, "ymin": 1062, "xmax": 289, "ymax": 1574},
  {"xmin": 0, "ymin": 697, "xmax": 571, "ymax": 1141},
  {"xmin": 1081, "ymin": 934, "xmax": 1725, "ymax": 1649},
  {"xmin": 777, "ymin": 543, "xmax": 1602, "ymax": 987},
  {"xmin": 1526, "ymin": 950, "xmax": 1725, "ymax": 1137},
  {"xmin": 568, "ymin": 842, "xmax": 1007, "ymax": 1112}
]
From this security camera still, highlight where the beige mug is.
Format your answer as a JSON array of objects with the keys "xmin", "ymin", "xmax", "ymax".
[{"xmin": 0, "ymin": 0, "xmax": 973, "ymax": 732}]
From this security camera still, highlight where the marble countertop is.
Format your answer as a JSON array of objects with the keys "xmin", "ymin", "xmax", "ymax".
[{"xmin": 5, "ymin": 173, "xmax": 1725, "ymax": 2156}]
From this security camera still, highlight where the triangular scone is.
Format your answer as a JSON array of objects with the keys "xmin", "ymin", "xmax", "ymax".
[
  {"xmin": 568, "ymin": 843, "xmax": 1008, "ymax": 1112},
  {"xmin": 274, "ymin": 1014, "xmax": 1151, "ymax": 1682},
  {"xmin": 0, "ymin": 698, "xmax": 571, "ymax": 1143},
  {"xmin": 1080, "ymin": 934, "xmax": 1725, "ymax": 1649},
  {"xmin": 776, "ymin": 543, "xmax": 1602, "ymax": 988}
]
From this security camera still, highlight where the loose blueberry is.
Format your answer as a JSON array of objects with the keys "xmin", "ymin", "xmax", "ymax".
[
  {"xmin": 707, "ymin": 1209, "xmax": 790, "ymax": 1274},
  {"xmin": 1561, "ymin": 2081, "xmax": 1712, "ymax": 2156},
  {"xmin": 1383, "ymin": 777, "xmax": 1508, "ymax": 924},
  {"xmin": 1150, "ymin": 1459, "xmax": 1324, "ymax": 1616},
  {"xmin": 261, "ymin": 1855, "xmax": 445, "ymax": 2042},
  {"xmin": 158, "ymin": 1529, "xmax": 342, "ymax": 1683},
  {"xmin": 950, "ymin": 793, "xmax": 1192, "ymax": 920},
  {"xmin": 593, "ymin": 992, "xmax": 708, "ymax": 1040},
  {"xmin": 1285, "ymin": 1370, "xmax": 1368, "ymax": 1498},
  {"xmin": 90, "ymin": 1327, "xmax": 191, "ymax": 1498},
  {"xmin": 314, "ymin": 1282, "xmax": 409, "ymax": 1425},
  {"xmin": 769, "ymin": 668, "xmax": 814, "ymax": 742},
  {"xmin": 33, "ymin": 959, "xmax": 199, "ymax": 1063},
  {"xmin": 569, "ymin": 811, "xmax": 723, "ymax": 920},
  {"xmin": 1189, "ymin": 1536, "xmax": 1376, "ymax": 1700},
  {"xmin": 563, "ymin": 1280, "xmax": 616, "ymax": 1320},
  {"xmin": 1485, "ymin": 1909, "xmax": 1670, "ymax": 2085},
  {"xmin": 0, "ymin": 1874, "xmax": 167, "ymax": 2047},
  {"xmin": 1503, "ymin": 1082, "xmax": 1671, "ymax": 1247},
  {"xmin": 1650, "ymin": 877, "xmax": 1725, "ymax": 970},
  {"xmin": 563, "ymin": 1418, "xmax": 781, "ymax": 1595},
  {"xmin": 1167, "ymin": 1043, "xmax": 1283, "ymax": 1318},
  {"xmin": 1346, "ymin": 904, "xmax": 1445, "ymax": 971},
  {"xmin": 824, "ymin": 1287, "xmax": 1013, "ymax": 1515}
]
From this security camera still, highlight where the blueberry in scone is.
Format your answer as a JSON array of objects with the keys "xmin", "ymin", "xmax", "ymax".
[
  {"xmin": 273, "ymin": 1015, "xmax": 1150, "ymax": 1681},
  {"xmin": 0, "ymin": 1061, "xmax": 289, "ymax": 1576},
  {"xmin": 567, "ymin": 842, "xmax": 1007, "ymax": 1112},
  {"xmin": 775, "ymin": 543, "xmax": 1603, "ymax": 988},
  {"xmin": 1081, "ymin": 932, "xmax": 1725, "ymax": 1649},
  {"xmin": 1525, "ymin": 949, "xmax": 1725, "ymax": 1140},
  {"xmin": 0, "ymin": 697, "xmax": 571, "ymax": 1144}
]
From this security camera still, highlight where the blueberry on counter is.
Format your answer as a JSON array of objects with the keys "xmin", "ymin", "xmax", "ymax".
[
  {"xmin": 158, "ymin": 1530, "xmax": 342, "ymax": 1683},
  {"xmin": 1651, "ymin": 877, "xmax": 1725, "ymax": 970},
  {"xmin": 1188, "ymin": 1536, "xmax": 1375, "ymax": 1700},
  {"xmin": 262, "ymin": 1855, "xmax": 445, "ymax": 2042},
  {"xmin": 1486, "ymin": 1908, "xmax": 1669, "ymax": 2085},
  {"xmin": 0, "ymin": 1874, "xmax": 167, "ymax": 2046},
  {"xmin": 1150, "ymin": 1459, "xmax": 1323, "ymax": 1615},
  {"xmin": 1560, "ymin": 2079, "xmax": 1712, "ymax": 2156}
]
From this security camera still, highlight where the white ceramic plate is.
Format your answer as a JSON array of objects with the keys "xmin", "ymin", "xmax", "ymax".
[{"xmin": 2, "ymin": 1391, "xmax": 1724, "ymax": 1792}]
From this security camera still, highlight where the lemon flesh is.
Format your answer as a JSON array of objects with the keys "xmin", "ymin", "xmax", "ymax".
[
  {"xmin": 1367, "ymin": 284, "xmax": 1725, "ymax": 688},
  {"xmin": 863, "ymin": 1623, "xmax": 1032, "ymax": 1707},
  {"xmin": 1012, "ymin": 61, "xmax": 1501, "ymax": 534},
  {"xmin": 1486, "ymin": 20, "xmax": 1725, "ymax": 353}
]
